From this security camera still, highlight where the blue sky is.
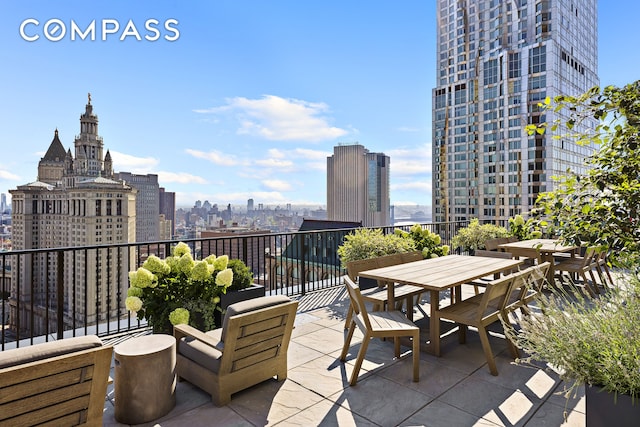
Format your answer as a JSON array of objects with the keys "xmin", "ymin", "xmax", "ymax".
[{"xmin": 0, "ymin": 1, "xmax": 638, "ymax": 208}]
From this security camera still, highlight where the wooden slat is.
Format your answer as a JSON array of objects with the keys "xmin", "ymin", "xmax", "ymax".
[
  {"xmin": 1, "ymin": 395, "xmax": 90, "ymax": 426},
  {"xmin": 0, "ymin": 365, "xmax": 94, "ymax": 403},
  {"xmin": 0, "ymin": 355, "xmax": 96, "ymax": 388},
  {"xmin": 359, "ymin": 255, "xmax": 522, "ymax": 290},
  {"xmin": 1, "ymin": 381, "xmax": 92, "ymax": 420}
]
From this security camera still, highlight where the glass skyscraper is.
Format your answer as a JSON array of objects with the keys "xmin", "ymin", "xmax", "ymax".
[{"xmin": 432, "ymin": 0, "xmax": 598, "ymax": 224}]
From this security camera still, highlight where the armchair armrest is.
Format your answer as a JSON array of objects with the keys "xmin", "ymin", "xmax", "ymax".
[{"xmin": 173, "ymin": 324, "xmax": 224, "ymax": 352}]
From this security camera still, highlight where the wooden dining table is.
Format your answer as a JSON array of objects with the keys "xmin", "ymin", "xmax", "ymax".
[
  {"xmin": 358, "ymin": 254, "xmax": 523, "ymax": 355},
  {"xmin": 497, "ymin": 238, "xmax": 577, "ymax": 284}
]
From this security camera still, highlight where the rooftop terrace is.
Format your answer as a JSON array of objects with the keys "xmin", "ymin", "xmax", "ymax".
[{"xmin": 102, "ymin": 285, "xmax": 584, "ymax": 426}]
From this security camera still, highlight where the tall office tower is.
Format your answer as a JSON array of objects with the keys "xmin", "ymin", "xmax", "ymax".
[
  {"xmin": 159, "ymin": 187, "xmax": 176, "ymax": 238},
  {"xmin": 116, "ymin": 172, "xmax": 160, "ymax": 242},
  {"xmin": 432, "ymin": 0, "xmax": 598, "ymax": 224},
  {"xmin": 327, "ymin": 143, "xmax": 390, "ymax": 227},
  {"xmin": 0, "ymin": 193, "xmax": 6, "ymax": 213},
  {"xmin": 9, "ymin": 95, "xmax": 136, "ymax": 335}
]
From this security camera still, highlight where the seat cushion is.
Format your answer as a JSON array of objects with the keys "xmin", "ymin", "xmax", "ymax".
[
  {"xmin": 0, "ymin": 335, "xmax": 103, "ymax": 369},
  {"xmin": 178, "ymin": 329, "xmax": 223, "ymax": 373},
  {"xmin": 221, "ymin": 295, "xmax": 291, "ymax": 342}
]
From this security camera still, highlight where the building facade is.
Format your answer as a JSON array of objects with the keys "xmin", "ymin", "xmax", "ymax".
[
  {"xmin": 432, "ymin": 0, "xmax": 598, "ymax": 224},
  {"xmin": 116, "ymin": 172, "xmax": 160, "ymax": 242},
  {"xmin": 327, "ymin": 143, "xmax": 390, "ymax": 227},
  {"xmin": 9, "ymin": 95, "xmax": 136, "ymax": 335},
  {"xmin": 159, "ymin": 187, "xmax": 176, "ymax": 238}
]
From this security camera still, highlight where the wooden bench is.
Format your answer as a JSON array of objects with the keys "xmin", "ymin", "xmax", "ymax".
[{"xmin": 0, "ymin": 335, "xmax": 113, "ymax": 426}]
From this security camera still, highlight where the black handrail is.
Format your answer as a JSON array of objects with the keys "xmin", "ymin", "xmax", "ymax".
[{"xmin": 0, "ymin": 221, "xmax": 468, "ymax": 349}]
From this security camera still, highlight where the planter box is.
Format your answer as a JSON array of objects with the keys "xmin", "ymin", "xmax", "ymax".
[
  {"xmin": 586, "ymin": 384, "xmax": 639, "ymax": 427},
  {"xmin": 214, "ymin": 284, "xmax": 266, "ymax": 327}
]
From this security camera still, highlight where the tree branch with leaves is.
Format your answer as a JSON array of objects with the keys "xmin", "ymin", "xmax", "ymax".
[{"xmin": 527, "ymin": 81, "xmax": 640, "ymax": 268}]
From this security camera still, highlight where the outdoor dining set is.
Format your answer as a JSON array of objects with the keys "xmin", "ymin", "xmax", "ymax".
[{"xmin": 339, "ymin": 238, "xmax": 612, "ymax": 385}]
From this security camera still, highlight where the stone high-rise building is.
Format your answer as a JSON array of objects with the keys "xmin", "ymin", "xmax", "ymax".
[
  {"xmin": 327, "ymin": 143, "xmax": 390, "ymax": 227},
  {"xmin": 432, "ymin": 0, "xmax": 598, "ymax": 223},
  {"xmin": 9, "ymin": 95, "xmax": 136, "ymax": 335}
]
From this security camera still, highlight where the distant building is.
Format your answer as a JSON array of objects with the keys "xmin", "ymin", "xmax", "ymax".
[
  {"xmin": 200, "ymin": 226, "xmax": 272, "ymax": 281},
  {"xmin": 432, "ymin": 0, "xmax": 598, "ymax": 223},
  {"xmin": 159, "ymin": 187, "xmax": 176, "ymax": 238},
  {"xmin": 327, "ymin": 143, "xmax": 390, "ymax": 227},
  {"xmin": 9, "ymin": 95, "xmax": 136, "ymax": 335},
  {"xmin": 115, "ymin": 172, "xmax": 160, "ymax": 242}
]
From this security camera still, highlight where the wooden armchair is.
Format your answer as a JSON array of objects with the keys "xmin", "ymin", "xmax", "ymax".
[
  {"xmin": 340, "ymin": 276, "xmax": 420, "ymax": 385},
  {"xmin": 174, "ymin": 295, "xmax": 298, "ymax": 406},
  {"xmin": 0, "ymin": 335, "xmax": 112, "ymax": 426}
]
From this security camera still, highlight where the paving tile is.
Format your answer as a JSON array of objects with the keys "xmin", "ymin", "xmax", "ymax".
[
  {"xmin": 327, "ymin": 374, "xmax": 433, "ymax": 426},
  {"xmin": 292, "ymin": 324, "xmax": 347, "ymax": 355},
  {"xmin": 401, "ymin": 399, "xmax": 500, "ymax": 427},
  {"xmin": 287, "ymin": 354, "xmax": 361, "ymax": 398},
  {"xmin": 439, "ymin": 376, "xmax": 543, "ymax": 426},
  {"xmin": 287, "ymin": 340, "xmax": 325, "ymax": 368},
  {"xmin": 228, "ymin": 378, "xmax": 326, "ymax": 426},
  {"xmin": 275, "ymin": 398, "xmax": 379, "ymax": 427}
]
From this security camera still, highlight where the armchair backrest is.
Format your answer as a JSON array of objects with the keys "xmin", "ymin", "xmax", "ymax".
[
  {"xmin": 219, "ymin": 296, "xmax": 298, "ymax": 376},
  {"xmin": 0, "ymin": 335, "xmax": 112, "ymax": 426}
]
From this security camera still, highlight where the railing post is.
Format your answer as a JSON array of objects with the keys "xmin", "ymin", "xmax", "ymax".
[
  {"xmin": 57, "ymin": 251, "xmax": 64, "ymax": 340},
  {"xmin": 299, "ymin": 234, "xmax": 306, "ymax": 296}
]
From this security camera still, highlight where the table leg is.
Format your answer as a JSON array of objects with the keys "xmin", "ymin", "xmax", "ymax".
[
  {"xmin": 430, "ymin": 290, "xmax": 440, "ymax": 356},
  {"xmin": 386, "ymin": 281, "xmax": 395, "ymax": 312},
  {"xmin": 541, "ymin": 253, "xmax": 555, "ymax": 285}
]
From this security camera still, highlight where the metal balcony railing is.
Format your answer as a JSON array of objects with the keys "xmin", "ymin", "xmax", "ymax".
[{"xmin": 0, "ymin": 221, "xmax": 468, "ymax": 349}]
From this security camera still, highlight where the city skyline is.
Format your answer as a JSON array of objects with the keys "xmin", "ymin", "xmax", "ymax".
[{"xmin": 1, "ymin": 1, "xmax": 638, "ymax": 208}]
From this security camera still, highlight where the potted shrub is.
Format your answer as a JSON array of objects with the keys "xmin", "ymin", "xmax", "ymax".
[
  {"xmin": 124, "ymin": 242, "xmax": 257, "ymax": 332},
  {"xmin": 214, "ymin": 258, "xmax": 265, "ymax": 326},
  {"xmin": 507, "ymin": 214, "xmax": 543, "ymax": 241},
  {"xmin": 337, "ymin": 228, "xmax": 416, "ymax": 288},
  {"xmin": 394, "ymin": 223, "xmax": 450, "ymax": 258},
  {"xmin": 451, "ymin": 218, "xmax": 508, "ymax": 254},
  {"xmin": 502, "ymin": 274, "xmax": 640, "ymax": 426}
]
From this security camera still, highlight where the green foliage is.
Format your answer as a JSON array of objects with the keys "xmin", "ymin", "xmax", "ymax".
[
  {"xmin": 226, "ymin": 258, "xmax": 254, "ymax": 292},
  {"xmin": 507, "ymin": 214, "xmax": 544, "ymax": 240},
  {"xmin": 337, "ymin": 228, "xmax": 416, "ymax": 267},
  {"xmin": 125, "ymin": 242, "xmax": 252, "ymax": 332},
  {"xmin": 503, "ymin": 273, "xmax": 640, "ymax": 399},
  {"xmin": 528, "ymin": 81, "xmax": 640, "ymax": 268},
  {"xmin": 451, "ymin": 219, "xmax": 508, "ymax": 252},
  {"xmin": 394, "ymin": 224, "xmax": 449, "ymax": 258}
]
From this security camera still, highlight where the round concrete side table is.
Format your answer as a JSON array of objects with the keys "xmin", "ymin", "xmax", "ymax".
[{"xmin": 114, "ymin": 334, "xmax": 176, "ymax": 424}]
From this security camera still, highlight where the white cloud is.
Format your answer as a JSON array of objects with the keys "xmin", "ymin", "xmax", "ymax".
[
  {"xmin": 110, "ymin": 151, "xmax": 159, "ymax": 173},
  {"xmin": 293, "ymin": 147, "xmax": 331, "ymax": 160},
  {"xmin": 262, "ymin": 179, "xmax": 293, "ymax": 191},
  {"xmin": 387, "ymin": 145, "xmax": 432, "ymax": 176},
  {"xmin": 185, "ymin": 149, "xmax": 242, "ymax": 166},
  {"xmin": 157, "ymin": 171, "xmax": 209, "ymax": 185},
  {"xmin": 397, "ymin": 126, "xmax": 421, "ymax": 132},
  {"xmin": 254, "ymin": 158, "xmax": 294, "ymax": 168},
  {"xmin": 194, "ymin": 95, "xmax": 348, "ymax": 142},
  {"xmin": 0, "ymin": 170, "xmax": 21, "ymax": 180}
]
